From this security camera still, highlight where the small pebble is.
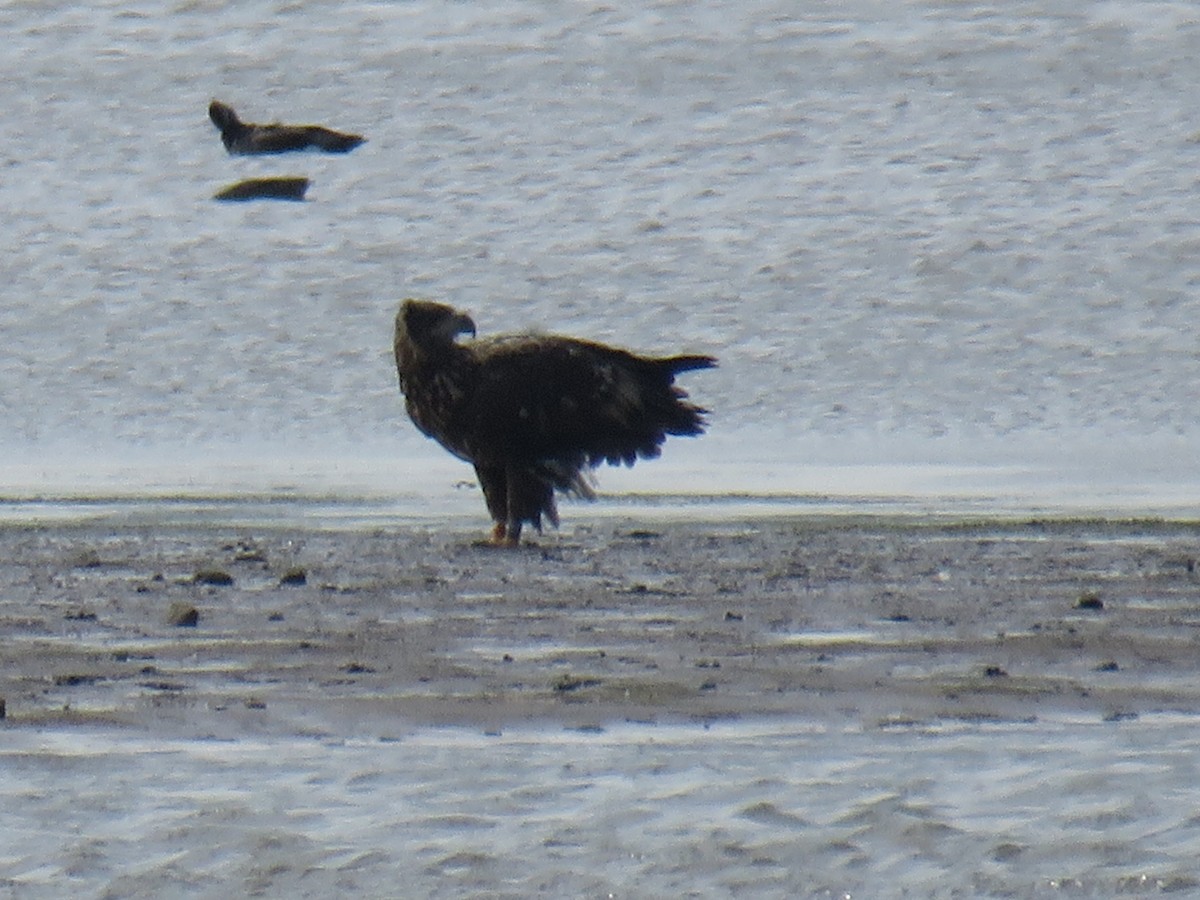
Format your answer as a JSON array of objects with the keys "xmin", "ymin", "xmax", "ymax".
[
  {"xmin": 1104, "ymin": 709, "xmax": 1138, "ymax": 723},
  {"xmin": 72, "ymin": 549, "xmax": 103, "ymax": 568},
  {"xmin": 54, "ymin": 673, "xmax": 102, "ymax": 686},
  {"xmin": 279, "ymin": 567, "xmax": 307, "ymax": 586},
  {"xmin": 553, "ymin": 674, "xmax": 602, "ymax": 692},
  {"xmin": 194, "ymin": 569, "xmax": 233, "ymax": 587},
  {"xmin": 166, "ymin": 601, "xmax": 199, "ymax": 627}
]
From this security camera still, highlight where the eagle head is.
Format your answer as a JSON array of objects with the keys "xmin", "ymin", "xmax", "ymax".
[{"xmin": 397, "ymin": 299, "xmax": 476, "ymax": 349}]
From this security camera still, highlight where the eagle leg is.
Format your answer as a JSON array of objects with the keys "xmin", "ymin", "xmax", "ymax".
[
  {"xmin": 496, "ymin": 520, "xmax": 521, "ymax": 547},
  {"xmin": 472, "ymin": 465, "xmax": 551, "ymax": 548},
  {"xmin": 487, "ymin": 521, "xmax": 521, "ymax": 548},
  {"xmin": 504, "ymin": 467, "xmax": 557, "ymax": 547},
  {"xmin": 474, "ymin": 464, "xmax": 519, "ymax": 546}
]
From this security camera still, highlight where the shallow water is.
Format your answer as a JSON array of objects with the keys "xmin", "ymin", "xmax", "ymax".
[
  {"xmin": 4, "ymin": 716, "xmax": 1199, "ymax": 899},
  {"xmin": 2, "ymin": 0, "xmax": 1199, "ymax": 506}
]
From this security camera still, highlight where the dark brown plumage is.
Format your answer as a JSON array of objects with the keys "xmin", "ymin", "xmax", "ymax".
[
  {"xmin": 394, "ymin": 299, "xmax": 716, "ymax": 546},
  {"xmin": 208, "ymin": 100, "xmax": 365, "ymax": 155}
]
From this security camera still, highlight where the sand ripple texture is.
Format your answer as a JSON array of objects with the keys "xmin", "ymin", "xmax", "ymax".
[{"xmin": 2, "ymin": 515, "xmax": 1200, "ymax": 897}]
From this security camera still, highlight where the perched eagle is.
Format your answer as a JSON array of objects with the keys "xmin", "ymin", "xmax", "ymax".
[{"xmin": 394, "ymin": 299, "xmax": 716, "ymax": 546}]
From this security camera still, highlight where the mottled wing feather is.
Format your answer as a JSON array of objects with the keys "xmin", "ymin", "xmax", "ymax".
[
  {"xmin": 462, "ymin": 335, "xmax": 708, "ymax": 470},
  {"xmin": 403, "ymin": 371, "xmax": 475, "ymax": 462}
]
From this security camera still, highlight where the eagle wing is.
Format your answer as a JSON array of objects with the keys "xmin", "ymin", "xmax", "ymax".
[{"xmin": 461, "ymin": 335, "xmax": 712, "ymax": 471}]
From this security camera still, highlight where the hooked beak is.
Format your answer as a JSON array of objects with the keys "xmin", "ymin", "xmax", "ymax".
[{"xmin": 454, "ymin": 312, "xmax": 476, "ymax": 339}]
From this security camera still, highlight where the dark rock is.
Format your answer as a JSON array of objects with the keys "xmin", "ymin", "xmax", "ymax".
[
  {"xmin": 279, "ymin": 567, "xmax": 307, "ymax": 586},
  {"xmin": 213, "ymin": 177, "xmax": 309, "ymax": 202},
  {"xmin": 553, "ymin": 674, "xmax": 602, "ymax": 693},
  {"xmin": 193, "ymin": 569, "xmax": 233, "ymax": 587},
  {"xmin": 72, "ymin": 549, "xmax": 104, "ymax": 568},
  {"xmin": 166, "ymin": 601, "xmax": 199, "ymax": 627},
  {"xmin": 54, "ymin": 673, "xmax": 104, "ymax": 687},
  {"xmin": 1103, "ymin": 709, "xmax": 1138, "ymax": 722}
]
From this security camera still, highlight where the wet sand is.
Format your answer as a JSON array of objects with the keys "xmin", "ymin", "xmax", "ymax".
[
  {"xmin": 3, "ymin": 511, "xmax": 1200, "ymax": 896},
  {"xmin": 7, "ymin": 513, "xmax": 1200, "ymax": 731}
]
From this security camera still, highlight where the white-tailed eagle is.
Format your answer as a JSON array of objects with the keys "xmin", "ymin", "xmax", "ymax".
[{"xmin": 394, "ymin": 299, "xmax": 715, "ymax": 546}]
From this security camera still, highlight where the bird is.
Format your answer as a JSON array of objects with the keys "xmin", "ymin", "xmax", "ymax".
[
  {"xmin": 208, "ymin": 100, "xmax": 365, "ymax": 155},
  {"xmin": 393, "ymin": 299, "xmax": 716, "ymax": 546}
]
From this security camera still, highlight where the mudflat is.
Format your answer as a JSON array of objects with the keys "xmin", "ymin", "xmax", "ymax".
[
  {"xmin": 4, "ymin": 512, "xmax": 1200, "ymax": 897},
  {"xmin": 5, "ymin": 514, "xmax": 1198, "ymax": 733}
]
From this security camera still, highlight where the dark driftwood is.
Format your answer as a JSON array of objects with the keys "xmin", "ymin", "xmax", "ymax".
[
  {"xmin": 213, "ymin": 177, "xmax": 310, "ymax": 202},
  {"xmin": 209, "ymin": 100, "xmax": 365, "ymax": 155}
]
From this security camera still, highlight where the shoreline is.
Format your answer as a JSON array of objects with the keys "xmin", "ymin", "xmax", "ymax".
[{"xmin": 4, "ymin": 437, "xmax": 1200, "ymax": 524}]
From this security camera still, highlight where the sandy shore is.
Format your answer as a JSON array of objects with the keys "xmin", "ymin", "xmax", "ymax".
[{"xmin": 3, "ymin": 509, "xmax": 1200, "ymax": 896}]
